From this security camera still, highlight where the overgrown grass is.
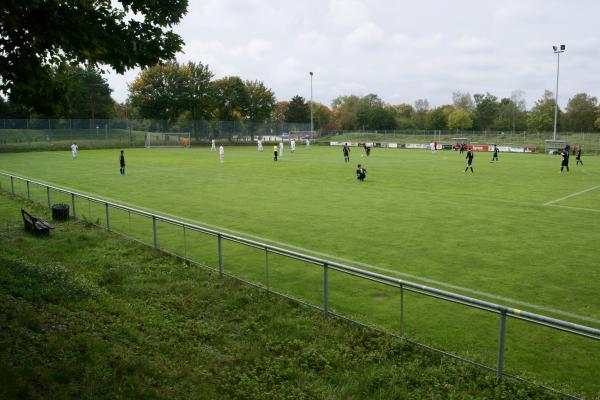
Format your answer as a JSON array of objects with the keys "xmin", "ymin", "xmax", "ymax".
[{"xmin": 0, "ymin": 193, "xmax": 566, "ymax": 399}]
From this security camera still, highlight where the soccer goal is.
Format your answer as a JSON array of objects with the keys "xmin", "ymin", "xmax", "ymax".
[{"xmin": 144, "ymin": 132, "xmax": 191, "ymax": 148}]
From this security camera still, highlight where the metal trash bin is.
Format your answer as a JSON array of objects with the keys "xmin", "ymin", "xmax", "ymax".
[{"xmin": 51, "ymin": 204, "xmax": 70, "ymax": 221}]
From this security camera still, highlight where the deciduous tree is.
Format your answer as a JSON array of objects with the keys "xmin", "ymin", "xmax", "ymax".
[
  {"xmin": 563, "ymin": 93, "xmax": 598, "ymax": 132},
  {"xmin": 527, "ymin": 90, "xmax": 559, "ymax": 132},
  {"xmin": 1, "ymin": 0, "xmax": 187, "ymax": 115}
]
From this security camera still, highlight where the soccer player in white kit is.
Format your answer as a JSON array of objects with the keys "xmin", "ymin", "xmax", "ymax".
[
  {"xmin": 71, "ymin": 143, "xmax": 78, "ymax": 158},
  {"xmin": 305, "ymin": 139, "xmax": 310, "ymax": 148},
  {"xmin": 257, "ymin": 139, "xmax": 263, "ymax": 151},
  {"xmin": 290, "ymin": 139, "xmax": 296, "ymax": 153},
  {"xmin": 219, "ymin": 145, "xmax": 224, "ymax": 163},
  {"xmin": 430, "ymin": 141, "xmax": 436, "ymax": 154},
  {"xmin": 211, "ymin": 139, "xmax": 216, "ymax": 151},
  {"xmin": 279, "ymin": 141, "xmax": 284, "ymax": 158}
]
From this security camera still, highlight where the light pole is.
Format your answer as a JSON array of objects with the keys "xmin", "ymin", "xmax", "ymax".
[
  {"xmin": 309, "ymin": 71, "xmax": 314, "ymax": 134},
  {"xmin": 552, "ymin": 44, "xmax": 565, "ymax": 141}
]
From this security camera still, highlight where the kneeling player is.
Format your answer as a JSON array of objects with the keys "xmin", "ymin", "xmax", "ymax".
[{"xmin": 356, "ymin": 164, "xmax": 367, "ymax": 181}]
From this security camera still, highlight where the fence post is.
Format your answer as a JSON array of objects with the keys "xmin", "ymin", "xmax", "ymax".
[
  {"xmin": 218, "ymin": 234, "xmax": 223, "ymax": 277},
  {"xmin": 497, "ymin": 310, "xmax": 507, "ymax": 379},
  {"xmin": 105, "ymin": 203, "xmax": 110, "ymax": 230},
  {"xmin": 264, "ymin": 247, "xmax": 269, "ymax": 291},
  {"xmin": 323, "ymin": 262, "xmax": 329, "ymax": 318},
  {"xmin": 71, "ymin": 193, "xmax": 76, "ymax": 218},
  {"xmin": 152, "ymin": 216, "xmax": 157, "ymax": 249},
  {"xmin": 400, "ymin": 284, "xmax": 405, "ymax": 337},
  {"xmin": 10, "ymin": 176, "xmax": 14, "ymax": 194},
  {"xmin": 47, "ymin": 187, "xmax": 51, "ymax": 208},
  {"xmin": 26, "ymin": 181, "xmax": 30, "ymax": 200},
  {"xmin": 183, "ymin": 226, "xmax": 187, "ymax": 260}
]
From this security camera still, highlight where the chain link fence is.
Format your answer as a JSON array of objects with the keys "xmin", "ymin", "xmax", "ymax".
[{"xmin": 0, "ymin": 119, "xmax": 311, "ymax": 152}]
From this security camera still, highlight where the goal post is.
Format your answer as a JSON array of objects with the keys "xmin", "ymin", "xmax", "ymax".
[{"xmin": 144, "ymin": 132, "xmax": 191, "ymax": 148}]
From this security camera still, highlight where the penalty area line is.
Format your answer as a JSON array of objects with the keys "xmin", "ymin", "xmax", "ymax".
[{"xmin": 543, "ymin": 184, "xmax": 600, "ymax": 206}]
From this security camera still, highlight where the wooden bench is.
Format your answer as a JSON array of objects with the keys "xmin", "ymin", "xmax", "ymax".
[{"xmin": 21, "ymin": 209, "xmax": 54, "ymax": 236}]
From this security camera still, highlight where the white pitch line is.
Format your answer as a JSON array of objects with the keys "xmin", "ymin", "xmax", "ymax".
[
  {"xmin": 544, "ymin": 185, "xmax": 600, "ymax": 206},
  {"xmin": 547, "ymin": 204, "xmax": 600, "ymax": 213},
  {"xmin": 4, "ymin": 171, "xmax": 600, "ymax": 325}
]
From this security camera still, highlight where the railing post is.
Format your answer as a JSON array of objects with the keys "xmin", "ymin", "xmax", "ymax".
[
  {"xmin": 400, "ymin": 284, "xmax": 405, "ymax": 337},
  {"xmin": 105, "ymin": 203, "xmax": 110, "ymax": 230},
  {"xmin": 497, "ymin": 310, "xmax": 507, "ymax": 379},
  {"xmin": 47, "ymin": 187, "xmax": 51, "ymax": 208},
  {"xmin": 183, "ymin": 226, "xmax": 187, "ymax": 260},
  {"xmin": 218, "ymin": 234, "xmax": 223, "ymax": 277},
  {"xmin": 71, "ymin": 193, "xmax": 76, "ymax": 218},
  {"xmin": 264, "ymin": 247, "xmax": 269, "ymax": 291},
  {"xmin": 26, "ymin": 181, "xmax": 30, "ymax": 200},
  {"xmin": 10, "ymin": 176, "xmax": 14, "ymax": 194},
  {"xmin": 152, "ymin": 216, "xmax": 157, "ymax": 249},
  {"xmin": 323, "ymin": 262, "xmax": 329, "ymax": 318}
]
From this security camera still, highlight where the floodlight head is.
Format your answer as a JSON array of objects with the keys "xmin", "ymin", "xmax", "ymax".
[
  {"xmin": 560, "ymin": 44, "xmax": 566, "ymax": 50},
  {"xmin": 309, "ymin": 71, "xmax": 313, "ymax": 76},
  {"xmin": 553, "ymin": 45, "xmax": 557, "ymax": 51}
]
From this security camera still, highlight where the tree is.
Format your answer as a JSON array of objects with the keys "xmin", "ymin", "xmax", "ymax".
[
  {"xmin": 128, "ymin": 62, "xmax": 186, "ymax": 121},
  {"xmin": 355, "ymin": 94, "xmax": 396, "ymax": 130},
  {"xmin": 284, "ymin": 95, "xmax": 310, "ymax": 123},
  {"xmin": 563, "ymin": 93, "xmax": 598, "ymax": 132},
  {"xmin": 425, "ymin": 106, "xmax": 450, "ymax": 130},
  {"xmin": 312, "ymin": 103, "xmax": 333, "ymax": 130},
  {"xmin": 452, "ymin": 91, "xmax": 474, "ymax": 111},
  {"xmin": 596, "ymin": 106, "xmax": 600, "ymax": 131},
  {"xmin": 245, "ymin": 80, "xmax": 276, "ymax": 123},
  {"xmin": 391, "ymin": 104, "xmax": 416, "ymax": 129},
  {"xmin": 473, "ymin": 93, "xmax": 498, "ymax": 130},
  {"xmin": 271, "ymin": 101, "xmax": 289, "ymax": 123},
  {"xmin": 212, "ymin": 76, "xmax": 250, "ymax": 121},
  {"xmin": 1, "ymin": 1, "xmax": 187, "ymax": 115},
  {"xmin": 181, "ymin": 62, "xmax": 214, "ymax": 121},
  {"xmin": 412, "ymin": 99, "xmax": 430, "ymax": 129},
  {"xmin": 448, "ymin": 109, "xmax": 474, "ymax": 130},
  {"xmin": 527, "ymin": 90, "xmax": 559, "ymax": 132},
  {"xmin": 57, "ymin": 65, "xmax": 113, "ymax": 119}
]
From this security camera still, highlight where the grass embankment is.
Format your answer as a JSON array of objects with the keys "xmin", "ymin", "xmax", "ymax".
[{"xmin": 0, "ymin": 193, "xmax": 561, "ymax": 399}]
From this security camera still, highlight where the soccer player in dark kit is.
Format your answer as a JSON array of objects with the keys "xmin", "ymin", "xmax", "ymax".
[
  {"xmin": 119, "ymin": 150, "xmax": 126, "ymax": 175},
  {"xmin": 356, "ymin": 164, "xmax": 367, "ymax": 181},
  {"xmin": 465, "ymin": 150, "xmax": 474, "ymax": 173},
  {"xmin": 343, "ymin": 143, "xmax": 350, "ymax": 162},
  {"xmin": 491, "ymin": 144, "xmax": 499, "ymax": 162},
  {"xmin": 560, "ymin": 148, "xmax": 570, "ymax": 172},
  {"xmin": 576, "ymin": 148, "xmax": 583, "ymax": 165}
]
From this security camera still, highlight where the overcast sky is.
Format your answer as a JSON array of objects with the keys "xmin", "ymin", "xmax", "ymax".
[{"xmin": 104, "ymin": 0, "xmax": 600, "ymax": 110}]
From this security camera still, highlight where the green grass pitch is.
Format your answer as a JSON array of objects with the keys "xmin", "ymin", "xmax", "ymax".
[{"xmin": 0, "ymin": 145, "xmax": 599, "ymax": 396}]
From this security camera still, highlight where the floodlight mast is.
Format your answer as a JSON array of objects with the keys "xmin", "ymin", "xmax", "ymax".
[
  {"xmin": 552, "ymin": 44, "xmax": 565, "ymax": 141},
  {"xmin": 309, "ymin": 71, "xmax": 314, "ymax": 135}
]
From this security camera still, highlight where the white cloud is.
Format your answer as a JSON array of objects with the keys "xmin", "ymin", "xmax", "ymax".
[
  {"xmin": 345, "ymin": 23, "xmax": 385, "ymax": 49},
  {"xmin": 246, "ymin": 39, "xmax": 273, "ymax": 59},
  {"xmin": 296, "ymin": 31, "xmax": 331, "ymax": 52},
  {"xmin": 329, "ymin": 0, "xmax": 369, "ymax": 27}
]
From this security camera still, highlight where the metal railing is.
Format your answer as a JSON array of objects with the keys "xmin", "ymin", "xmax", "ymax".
[{"xmin": 1, "ymin": 170, "xmax": 599, "ymax": 398}]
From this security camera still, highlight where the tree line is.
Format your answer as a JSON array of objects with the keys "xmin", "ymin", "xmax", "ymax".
[{"xmin": 2, "ymin": 62, "xmax": 600, "ymax": 133}]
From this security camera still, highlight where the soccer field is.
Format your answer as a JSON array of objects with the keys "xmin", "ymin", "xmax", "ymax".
[{"xmin": 1, "ymin": 145, "xmax": 599, "ymax": 395}]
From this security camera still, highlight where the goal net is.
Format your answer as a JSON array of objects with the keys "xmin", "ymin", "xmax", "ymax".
[{"xmin": 144, "ymin": 132, "xmax": 191, "ymax": 148}]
